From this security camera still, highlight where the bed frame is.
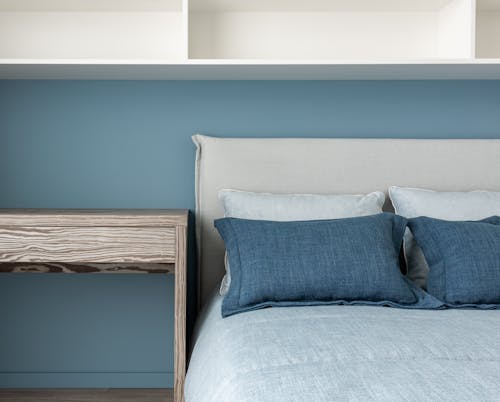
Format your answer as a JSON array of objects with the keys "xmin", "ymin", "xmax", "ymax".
[{"xmin": 193, "ymin": 134, "xmax": 500, "ymax": 307}]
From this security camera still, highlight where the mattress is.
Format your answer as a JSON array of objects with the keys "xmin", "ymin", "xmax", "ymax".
[{"xmin": 185, "ymin": 293, "xmax": 500, "ymax": 402}]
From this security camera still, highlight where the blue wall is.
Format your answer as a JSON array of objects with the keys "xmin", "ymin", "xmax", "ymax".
[{"xmin": 1, "ymin": 80, "xmax": 500, "ymax": 388}]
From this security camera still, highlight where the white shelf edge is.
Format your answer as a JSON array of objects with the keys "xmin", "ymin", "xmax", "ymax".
[
  {"xmin": 2, "ymin": 58, "xmax": 500, "ymax": 65},
  {"xmin": 1, "ymin": 59, "xmax": 500, "ymax": 80}
]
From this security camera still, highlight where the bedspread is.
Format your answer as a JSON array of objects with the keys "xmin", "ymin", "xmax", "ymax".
[{"xmin": 185, "ymin": 294, "xmax": 500, "ymax": 402}]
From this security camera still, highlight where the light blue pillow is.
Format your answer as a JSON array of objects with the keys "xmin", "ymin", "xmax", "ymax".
[
  {"xmin": 408, "ymin": 216, "xmax": 500, "ymax": 307},
  {"xmin": 215, "ymin": 213, "xmax": 441, "ymax": 317}
]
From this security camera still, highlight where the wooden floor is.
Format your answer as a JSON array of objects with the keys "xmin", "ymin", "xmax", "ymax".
[{"xmin": 0, "ymin": 389, "xmax": 173, "ymax": 402}]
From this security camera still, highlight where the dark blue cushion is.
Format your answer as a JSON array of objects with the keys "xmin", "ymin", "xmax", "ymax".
[
  {"xmin": 215, "ymin": 213, "xmax": 440, "ymax": 317},
  {"xmin": 408, "ymin": 216, "xmax": 500, "ymax": 307}
]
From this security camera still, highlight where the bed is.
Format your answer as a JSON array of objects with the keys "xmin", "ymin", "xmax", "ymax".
[{"xmin": 185, "ymin": 135, "xmax": 500, "ymax": 402}]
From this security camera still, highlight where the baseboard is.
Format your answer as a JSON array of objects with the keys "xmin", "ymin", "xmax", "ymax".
[{"xmin": 0, "ymin": 371, "xmax": 173, "ymax": 388}]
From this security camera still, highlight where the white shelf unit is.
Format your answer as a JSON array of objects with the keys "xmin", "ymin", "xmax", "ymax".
[
  {"xmin": 0, "ymin": 0, "xmax": 499, "ymax": 79},
  {"xmin": 476, "ymin": 0, "xmax": 500, "ymax": 58}
]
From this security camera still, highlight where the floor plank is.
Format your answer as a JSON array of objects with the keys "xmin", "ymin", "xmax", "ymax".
[{"xmin": 0, "ymin": 389, "xmax": 173, "ymax": 402}]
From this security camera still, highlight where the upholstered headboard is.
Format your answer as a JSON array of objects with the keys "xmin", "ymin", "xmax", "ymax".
[{"xmin": 193, "ymin": 134, "xmax": 500, "ymax": 307}]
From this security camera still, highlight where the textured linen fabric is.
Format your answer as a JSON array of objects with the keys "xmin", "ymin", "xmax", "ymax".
[
  {"xmin": 389, "ymin": 186, "xmax": 500, "ymax": 288},
  {"xmin": 218, "ymin": 189, "xmax": 385, "ymax": 295},
  {"xmin": 408, "ymin": 216, "xmax": 500, "ymax": 306},
  {"xmin": 215, "ymin": 213, "xmax": 442, "ymax": 317},
  {"xmin": 185, "ymin": 294, "xmax": 500, "ymax": 402}
]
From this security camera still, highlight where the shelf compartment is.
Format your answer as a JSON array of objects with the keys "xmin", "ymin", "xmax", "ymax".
[
  {"xmin": 188, "ymin": 0, "xmax": 475, "ymax": 60},
  {"xmin": 476, "ymin": 0, "xmax": 500, "ymax": 58},
  {"xmin": 0, "ymin": 0, "xmax": 184, "ymax": 60}
]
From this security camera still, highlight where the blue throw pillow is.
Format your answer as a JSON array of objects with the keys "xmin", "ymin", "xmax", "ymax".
[
  {"xmin": 215, "ymin": 213, "xmax": 440, "ymax": 317},
  {"xmin": 408, "ymin": 216, "xmax": 500, "ymax": 307}
]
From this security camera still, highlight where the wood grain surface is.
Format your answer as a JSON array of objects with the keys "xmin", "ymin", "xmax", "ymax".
[
  {"xmin": 0, "ymin": 226, "xmax": 176, "ymax": 263},
  {"xmin": 174, "ymin": 225, "xmax": 187, "ymax": 402},
  {"xmin": 0, "ymin": 209, "xmax": 188, "ymax": 227},
  {"xmin": 0, "ymin": 262, "xmax": 174, "ymax": 274}
]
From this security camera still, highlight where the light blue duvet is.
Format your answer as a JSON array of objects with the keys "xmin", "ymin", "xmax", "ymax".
[{"xmin": 185, "ymin": 294, "xmax": 500, "ymax": 402}]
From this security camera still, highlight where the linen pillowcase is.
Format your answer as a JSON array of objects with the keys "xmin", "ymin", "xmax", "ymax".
[
  {"xmin": 219, "ymin": 189, "xmax": 386, "ymax": 221},
  {"xmin": 408, "ymin": 216, "xmax": 500, "ymax": 307},
  {"xmin": 215, "ymin": 213, "xmax": 441, "ymax": 317},
  {"xmin": 218, "ymin": 189, "xmax": 386, "ymax": 295},
  {"xmin": 389, "ymin": 187, "xmax": 500, "ymax": 288}
]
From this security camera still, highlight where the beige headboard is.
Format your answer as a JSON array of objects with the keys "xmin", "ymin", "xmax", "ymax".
[{"xmin": 193, "ymin": 134, "xmax": 500, "ymax": 307}]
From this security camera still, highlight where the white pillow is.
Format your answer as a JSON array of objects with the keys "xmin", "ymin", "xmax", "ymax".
[
  {"xmin": 389, "ymin": 186, "xmax": 500, "ymax": 288},
  {"xmin": 218, "ymin": 189, "xmax": 386, "ymax": 295}
]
